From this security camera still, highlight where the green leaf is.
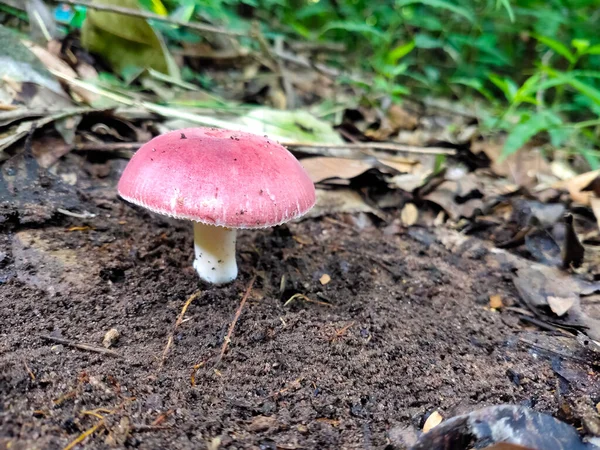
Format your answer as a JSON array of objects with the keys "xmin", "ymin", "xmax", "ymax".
[
  {"xmin": 395, "ymin": 0, "xmax": 474, "ymax": 23},
  {"xmin": 450, "ymin": 77, "xmax": 496, "ymax": 103},
  {"xmin": 489, "ymin": 73, "xmax": 518, "ymax": 102},
  {"xmin": 496, "ymin": 0, "xmax": 515, "ymax": 22},
  {"xmin": 138, "ymin": 0, "xmax": 168, "ymax": 15},
  {"xmin": 81, "ymin": 0, "xmax": 178, "ymax": 77},
  {"xmin": 318, "ymin": 21, "xmax": 386, "ymax": 39},
  {"xmin": 582, "ymin": 149, "xmax": 600, "ymax": 170},
  {"xmin": 414, "ymin": 33, "xmax": 443, "ymax": 49},
  {"xmin": 586, "ymin": 43, "xmax": 600, "ymax": 55},
  {"xmin": 533, "ymin": 34, "xmax": 576, "ymax": 64},
  {"xmin": 572, "ymin": 39, "xmax": 590, "ymax": 54},
  {"xmin": 501, "ymin": 111, "xmax": 562, "ymax": 158},
  {"xmin": 387, "ymin": 40, "xmax": 415, "ymax": 64}
]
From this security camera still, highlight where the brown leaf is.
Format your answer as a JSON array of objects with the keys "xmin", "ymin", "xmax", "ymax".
[
  {"xmin": 554, "ymin": 170, "xmax": 600, "ymax": 206},
  {"xmin": 301, "ymin": 157, "xmax": 375, "ymax": 184},
  {"xmin": 547, "ymin": 296, "xmax": 576, "ymax": 317},
  {"xmin": 23, "ymin": 40, "xmax": 97, "ymax": 104},
  {"xmin": 306, "ymin": 189, "xmax": 384, "ymax": 219}
]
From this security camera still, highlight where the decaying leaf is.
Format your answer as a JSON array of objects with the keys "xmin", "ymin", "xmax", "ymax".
[
  {"xmin": 23, "ymin": 40, "xmax": 99, "ymax": 105},
  {"xmin": 510, "ymin": 261, "xmax": 600, "ymax": 340},
  {"xmin": 81, "ymin": 0, "xmax": 179, "ymax": 77},
  {"xmin": 590, "ymin": 198, "xmax": 600, "ymax": 232},
  {"xmin": 547, "ymin": 296, "xmax": 576, "ymax": 317},
  {"xmin": 554, "ymin": 170, "xmax": 600, "ymax": 206},
  {"xmin": 0, "ymin": 25, "xmax": 71, "ymax": 109},
  {"xmin": 306, "ymin": 188, "xmax": 383, "ymax": 219}
]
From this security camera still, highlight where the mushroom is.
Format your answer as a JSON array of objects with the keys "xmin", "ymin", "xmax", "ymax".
[{"xmin": 117, "ymin": 128, "xmax": 316, "ymax": 284}]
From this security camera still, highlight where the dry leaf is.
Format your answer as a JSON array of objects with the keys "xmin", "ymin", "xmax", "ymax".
[
  {"xmin": 401, "ymin": 203, "xmax": 419, "ymax": 226},
  {"xmin": 23, "ymin": 40, "xmax": 98, "ymax": 104},
  {"xmin": 301, "ymin": 157, "xmax": 374, "ymax": 184},
  {"xmin": 554, "ymin": 170, "xmax": 600, "ymax": 206},
  {"xmin": 307, "ymin": 189, "xmax": 383, "ymax": 219},
  {"xmin": 319, "ymin": 274, "xmax": 331, "ymax": 285},
  {"xmin": 590, "ymin": 197, "xmax": 600, "ymax": 232},
  {"xmin": 489, "ymin": 295, "xmax": 503, "ymax": 309},
  {"xmin": 547, "ymin": 296, "xmax": 576, "ymax": 317},
  {"xmin": 423, "ymin": 411, "xmax": 443, "ymax": 433}
]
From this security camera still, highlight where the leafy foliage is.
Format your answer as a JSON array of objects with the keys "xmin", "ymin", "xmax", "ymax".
[{"xmin": 70, "ymin": 0, "xmax": 600, "ymax": 164}]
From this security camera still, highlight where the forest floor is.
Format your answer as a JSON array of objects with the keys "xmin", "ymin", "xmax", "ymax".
[{"xmin": 1, "ymin": 151, "xmax": 598, "ymax": 450}]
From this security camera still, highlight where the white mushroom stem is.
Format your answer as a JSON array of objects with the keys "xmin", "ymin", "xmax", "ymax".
[{"xmin": 193, "ymin": 222, "xmax": 238, "ymax": 285}]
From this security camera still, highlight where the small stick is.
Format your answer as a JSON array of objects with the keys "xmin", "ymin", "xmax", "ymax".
[
  {"xmin": 285, "ymin": 141, "xmax": 456, "ymax": 155},
  {"xmin": 72, "ymin": 141, "xmax": 454, "ymax": 156},
  {"xmin": 39, "ymin": 335, "xmax": 121, "ymax": 358},
  {"xmin": 63, "ymin": 420, "xmax": 104, "ymax": 450},
  {"xmin": 284, "ymin": 293, "xmax": 332, "ymax": 307},
  {"xmin": 214, "ymin": 274, "xmax": 257, "ymax": 368},
  {"xmin": 58, "ymin": 0, "xmax": 245, "ymax": 37},
  {"xmin": 72, "ymin": 142, "xmax": 141, "ymax": 152},
  {"xmin": 23, "ymin": 359, "xmax": 35, "ymax": 381},
  {"xmin": 159, "ymin": 290, "xmax": 202, "ymax": 368}
]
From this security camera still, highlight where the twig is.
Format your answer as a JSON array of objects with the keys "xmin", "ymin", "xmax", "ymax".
[
  {"xmin": 57, "ymin": 0, "xmax": 245, "ymax": 37},
  {"xmin": 72, "ymin": 140, "xmax": 454, "ymax": 156},
  {"xmin": 159, "ymin": 290, "xmax": 202, "ymax": 368},
  {"xmin": 72, "ymin": 142, "xmax": 141, "ymax": 152},
  {"xmin": 39, "ymin": 335, "xmax": 121, "ymax": 358},
  {"xmin": 214, "ymin": 275, "xmax": 257, "ymax": 368},
  {"xmin": 284, "ymin": 293, "xmax": 332, "ymax": 307},
  {"xmin": 23, "ymin": 359, "xmax": 35, "ymax": 381},
  {"xmin": 285, "ymin": 141, "xmax": 456, "ymax": 155},
  {"xmin": 63, "ymin": 420, "xmax": 104, "ymax": 450}
]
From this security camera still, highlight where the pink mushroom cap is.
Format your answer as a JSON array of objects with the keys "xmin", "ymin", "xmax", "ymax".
[{"xmin": 117, "ymin": 128, "xmax": 316, "ymax": 228}]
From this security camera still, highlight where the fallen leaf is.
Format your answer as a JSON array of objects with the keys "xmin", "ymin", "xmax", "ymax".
[
  {"xmin": 81, "ymin": 0, "xmax": 178, "ymax": 77},
  {"xmin": 241, "ymin": 108, "xmax": 343, "ymax": 144},
  {"xmin": 547, "ymin": 296, "xmax": 576, "ymax": 317},
  {"xmin": 23, "ymin": 40, "xmax": 99, "ymax": 104},
  {"xmin": 401, "ymin": 203, "xmax": 419, "ymax": 226},
  {"xmin": 554, "ymin": 170, "xmax": 600, "ymax": 206},
  {"xmin": 510, "ymin": 261, "xmax": 600, "ymax": 340},
  {"xmin": 319, "ymin": 274, "xmax": 331, "ymax": 285},
  {"xmin": 489, "ymin": 295, "xmax": 503, "ymax": 309},
  {"xmin": 423, "ymin": 411, "xmax": 443, "ymax": 433},
  {"xmin": 307, "ymin": 189, "xmax": 383, "ymax": 219},
  {"xmin": 301, "ymin": 157, "xmax": 376, "ymax": 184},
  {"xmin": 590, "ymin": 198, "xmax": 600, "ymax": 232},
  {"xmin": 0, "ymin": 25, "xmax": 71, "ymax": 109}
]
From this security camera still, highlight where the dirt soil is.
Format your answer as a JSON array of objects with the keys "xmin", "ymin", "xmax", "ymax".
[{"xmin": 0, "ymin": 155, "xmax": 596, "ymax": 449}]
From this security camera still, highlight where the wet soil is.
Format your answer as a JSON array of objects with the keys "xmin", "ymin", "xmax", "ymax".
[{"xmin": 0, "ymin": 157, "xmax": 596, "ymax": 449}]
